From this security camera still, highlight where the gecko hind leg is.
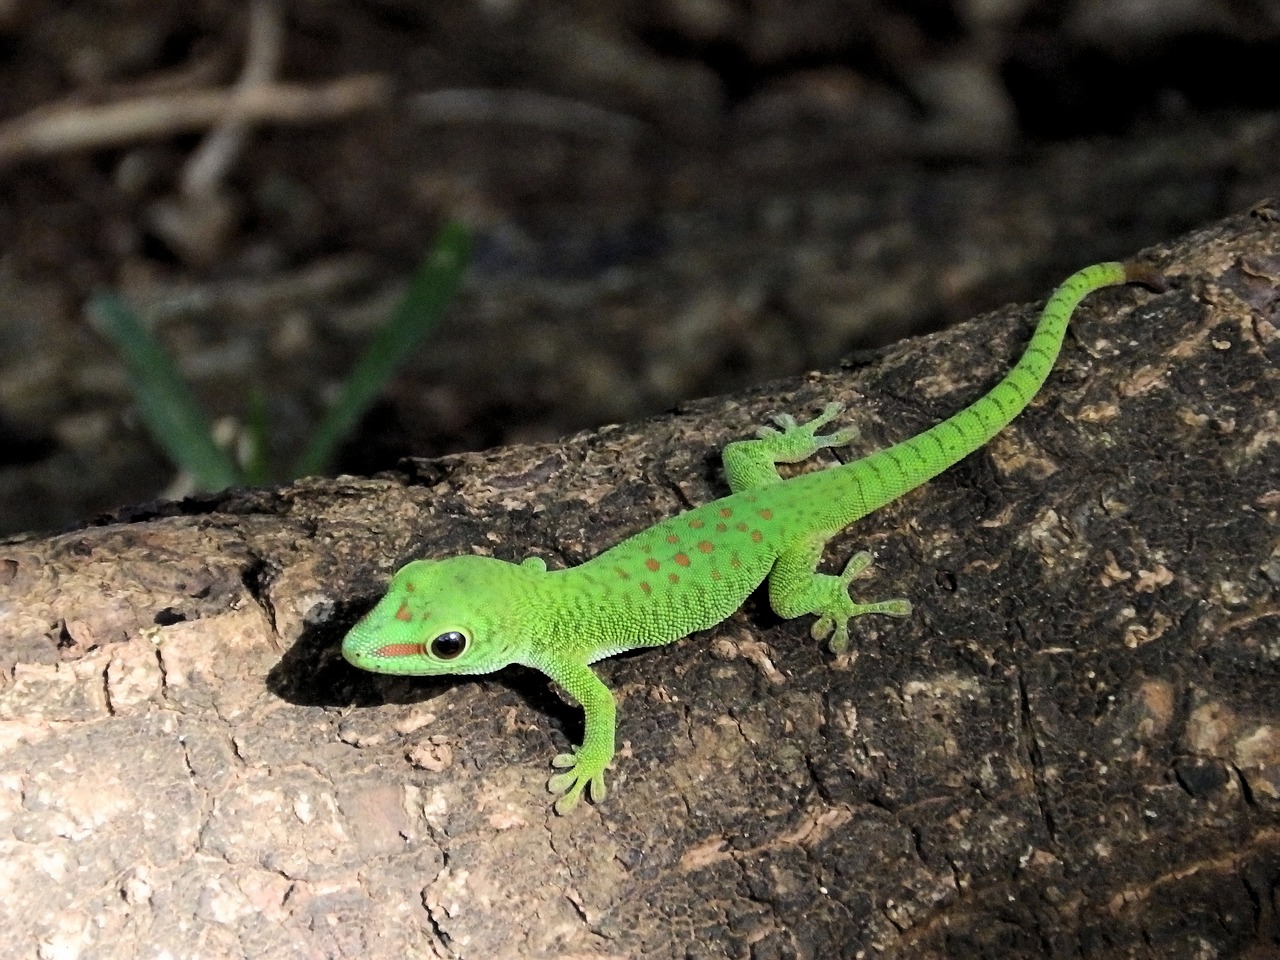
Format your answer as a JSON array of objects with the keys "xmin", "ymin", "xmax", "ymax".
[
  {"xmin": 769, "ymin": 540, "xmax": 912, "ymax": 654},
  {"xmin": 723, "ymin": 401, "xmax": 860, "ymax": 493}
]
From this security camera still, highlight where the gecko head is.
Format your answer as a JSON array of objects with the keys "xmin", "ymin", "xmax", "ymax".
[{"xmin": 341, "ymin": 556, "xmax": 534, "ymax": 677}]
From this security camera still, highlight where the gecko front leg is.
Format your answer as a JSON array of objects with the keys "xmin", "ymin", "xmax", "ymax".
[{"xmin": 534, "ymin": 657, "xmax": 616, "ymax": 814}]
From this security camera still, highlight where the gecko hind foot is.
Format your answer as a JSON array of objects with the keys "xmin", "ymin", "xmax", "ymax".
[
  {"xmin": 810, "ymin": 551, "xmax": 912, "ymax": 654},
  {"xmin": 754, "ymin": 401, "xmax": 860, "ymax": 458}
]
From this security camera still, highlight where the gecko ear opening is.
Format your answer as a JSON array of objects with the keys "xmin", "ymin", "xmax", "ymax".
[{"xmin": 429, "ymin": 630, "xmax": 469, "ymax": 660}]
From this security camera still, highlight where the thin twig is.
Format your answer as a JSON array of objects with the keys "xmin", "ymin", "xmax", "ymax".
[
  {"xmin": 0, "ymin": 74, "xmax": 390, "ymax": 167},
  {"xmin": 410, "ymin": 88, "xmax": 649, "ymax": 140},
  {"xmin": 182, "ymin": 0, "xmax": 286, "ymax": 197}
]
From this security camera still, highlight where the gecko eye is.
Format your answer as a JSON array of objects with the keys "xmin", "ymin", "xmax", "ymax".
[{"xmin": 429, "ymin": 631, "xmax": 468, "ymax": 660}]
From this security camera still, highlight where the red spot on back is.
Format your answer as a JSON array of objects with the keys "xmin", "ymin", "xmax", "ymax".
[
  {"xmin": 689, "ymin": 519, "xmax": 705, "ymax": 529},
  {"xmin": 697, "ymin": 540, "xmax": 714, "ymax": 553},
  {"xmin": 666, "ymin": 533, "xmax": 679, "ymax": 544},
  {"xmin": 673, "ymin": 553, "xmax": 690, "ymax": 566},
  {"xmin": 645, "ymin": 558, "xmax": 661, "ymax": 572},
  {"xmin": 750, "ymin": 530, "xmax": 763, "ymax": 543},
  {"xmin": 615, "ymin": 567, "xmax": 630, "ymax": 580},
  {"xmin": 640, "ymin": 582, "xmax": 652, "ymax": 595},
  {"xmin": 374, "ymin": 642, "xmax": 424, "ymax": 658},
  {"xmin": 719, "ymin": 508, "xmax": 733, "ymax": 518},
  {"xmin": 668, "ymin": 573, "xmax": 680, "ymax": 584},
  {"xmin": 715, "ymin": 523, "xmax": 728, "ymax": 533},
  {"xmin": 735, "ymin": 522, "xmax": 748, "ymax": 532},
  {"xmin": 404, "ymin": 582, "xmax": 415, "ymax": 592},
  {"xmin": 730, "ymin": 554, "xmax": 742, "ymax": 568},
  {"xmin": 758, "ymin": 509, "xmax": 773, "ymax": 520},
  {"xmin": 395, "ymin": 602, "xmax": 412, "ymax": 622}
]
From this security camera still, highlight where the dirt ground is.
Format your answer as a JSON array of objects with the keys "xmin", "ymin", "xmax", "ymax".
[{"xmin": 1, "ymin": 0, "xmax": 1279, "ymax": 536}]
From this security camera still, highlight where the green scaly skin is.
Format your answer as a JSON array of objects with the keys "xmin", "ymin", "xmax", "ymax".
[{"xmin": 342, "ymin": 262, "xmax": 1161, "ymax": 814}]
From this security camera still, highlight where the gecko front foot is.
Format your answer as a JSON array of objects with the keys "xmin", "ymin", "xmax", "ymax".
[
  {"xmin": 548, "ymin": 750, "xmax": 609, "ymax": 815},
  {"xmin": 810, "ymin": 551, "xmax": 912, "ymax": 654}
]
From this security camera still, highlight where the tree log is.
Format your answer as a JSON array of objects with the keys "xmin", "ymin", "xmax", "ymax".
[{"xmin": 2, "ymin": 206, "xmax": 1278, "ymax": 959}]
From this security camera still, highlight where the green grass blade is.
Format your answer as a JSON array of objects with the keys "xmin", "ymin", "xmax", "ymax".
[
  {"xmin": 293, "ymin": 221, "xmax": 471, "ymax": 479},
  {"xmin": 89, "ymin": 294, "xmax": 242, "ymax": 491},
  {"xmin": 242, "ymin": 384, "xmax": 271, "ymax": 486}
]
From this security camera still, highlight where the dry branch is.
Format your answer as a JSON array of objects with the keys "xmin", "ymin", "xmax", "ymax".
[{"xmin": 0, "ymin": 74, "xmax": 390, "ymax": 166}]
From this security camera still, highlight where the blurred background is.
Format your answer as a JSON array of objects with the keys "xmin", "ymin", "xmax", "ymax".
[{"xmin": 1, "ymin": 0, "xmax": 1278, "ymax": 536}]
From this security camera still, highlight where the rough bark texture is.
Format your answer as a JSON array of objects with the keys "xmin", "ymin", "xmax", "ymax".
[{"xmin": 2, "ymin": 207, "xmax": 1279, "ymax": 959}]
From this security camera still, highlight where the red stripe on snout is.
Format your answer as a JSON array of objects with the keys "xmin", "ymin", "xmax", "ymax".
[{"xmin": 374, "ymin": 643, "xmax": 424, "ymax": 658}]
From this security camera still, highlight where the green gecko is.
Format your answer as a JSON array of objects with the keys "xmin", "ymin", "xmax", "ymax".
[{"xmin": 342, "ymin": 261, "xmax": 1160, "ymax": 814}]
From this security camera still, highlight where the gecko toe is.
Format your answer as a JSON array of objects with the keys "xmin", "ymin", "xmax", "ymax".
[
  {"xmin": 552, "ymin": 786, "xmax": 583, "ymax": 816},
  {"xmin": 548, "ymin": 769, "xmax": 579, "ymax": 794},
  {"xmin": 841, "ymin": 551, "xmax": 873, "ymax": 580}
]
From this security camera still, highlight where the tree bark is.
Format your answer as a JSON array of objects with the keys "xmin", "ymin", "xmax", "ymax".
[{"xmin": 2, "ymin": 206, "xmax": 1278, "ymax": 959}]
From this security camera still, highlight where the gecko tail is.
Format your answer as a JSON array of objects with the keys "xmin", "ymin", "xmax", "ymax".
[{"xmin": 834, "ymin": 260, "xmax": 1159, "ymax": 519}]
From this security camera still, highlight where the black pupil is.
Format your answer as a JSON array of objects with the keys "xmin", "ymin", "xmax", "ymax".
[{"xmin": 430, "ymin": 631, "xmax": 467, "ymax": 660}]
